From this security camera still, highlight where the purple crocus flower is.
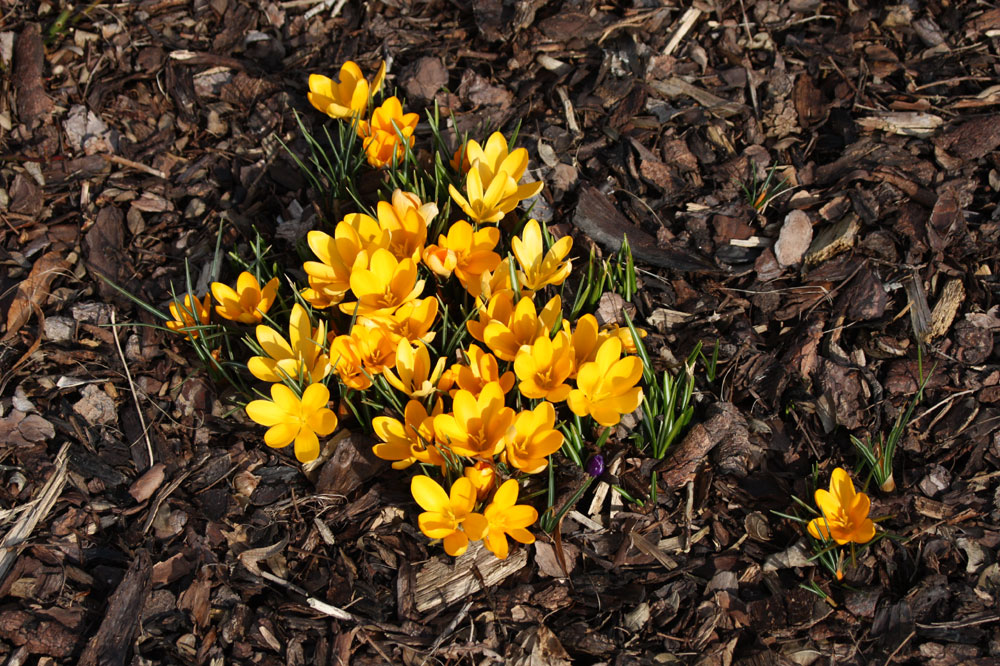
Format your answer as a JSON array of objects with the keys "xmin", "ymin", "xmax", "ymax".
[{"xmin": 586, "ymin": 454, "xmax": 605, "ymax": 478}]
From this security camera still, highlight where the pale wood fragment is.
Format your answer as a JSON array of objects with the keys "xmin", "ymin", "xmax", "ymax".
[
  {"xmin": 0, "ymin": 442, "xmax": 69, "ymax": 585},
  {"xmin": 804, "ymin": 213, "xmax": 860, "ymax": 266},
  {"xmin": 927, "ymin": 279, "xmax": 965, "ymax": 340},
  {"xmin": 414, "ymin": 541, "xmax": 528, "ymax": 613}
]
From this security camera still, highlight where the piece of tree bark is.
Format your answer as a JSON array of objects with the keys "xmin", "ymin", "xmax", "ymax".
[{"xmin": 78, "ymin": 550, "xmax": 152, "ymax": 666}]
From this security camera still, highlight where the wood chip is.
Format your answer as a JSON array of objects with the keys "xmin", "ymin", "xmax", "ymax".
[
  {"xmin": 413, "ymin": 541, "xmax": 527, "ymax": 613},
  {"xmin": 804, "ymin": 213, "xmax": 860, "ymax": 267},
  {"xmin": 927, "ymin": 279, "xmax": 965, "ymax": 340}
]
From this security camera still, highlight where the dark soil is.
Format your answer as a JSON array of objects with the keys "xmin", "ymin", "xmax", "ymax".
[{"xmin": 2, "ymin": 1, "xmax": 1000, "ymax": 664}]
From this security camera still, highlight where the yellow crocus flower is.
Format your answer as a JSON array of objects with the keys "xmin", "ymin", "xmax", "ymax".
[
  {"xmin": 477, "ymin": 479, "xmax": 538, "ymax": 560},
  {"xmin": 566, "ymin": 337, "xmax": 643, "ymax": 427},
  {"xmin": 377, "ymin": 190, "xmax": 436, "ymax": 263},
  {"xmin": 383, "ymin": 340, "xmax": 447, "ymax": 399},
  {"xmin": 513, "ymin": 331, "xmax": 575, "ymax": 402},
  {"xmin": 166, "ymin": 293, "xmax": 211, "ymax": 339},
  {"xmin": 349, "ymin": 322, "xmax": 396, "ymax": 375},
  {"xmin": 245, "ymin": 383, "xmax": 338, "ymax": 463},
  {"xmin": 411, "ymin": 476, "xmax": 486, "ymax": 557},
  {"xmin": 329, "ymin": 334, "xmax": 372, "ymax": 391},
  {"xmin": 383, "ymin": 297, "xmax": 438, "ymax": 345},
  {"xmin": 210, "ymin": 272, "xmax": 278, "ymax": 324},
  {"xmin": 433, "ymin": 381, "xmax": 514, "ymax": 459},
  {"xmin": 504, "ymin": 401, "xmax": 564, "ymax": 474},
  {"xmin": 339, "ymin": 248, "xmax": 424, "ymax": 318},
  {"xmin": 422, "ymin": 220, "xmax": 501, "ymax": 290},
  {"xmin": 512, "ymin": 219, "xmax": 572, "ymax": 292},
  {"xmin": 452, "ymin": 344, "xmax": 514, "ymax": 398},
  {"xmin": 302, "ymin": 214, "xmax": 388, "ymax": 308},
  {"xmin": 247, "ymin": 304, "xmax": 330, "ymax": 384},
  {"xmin": 447, "ymin": 132, "xmax": 543, "ymax": 224},
  {"xmin": 307, "ymin": 60, "xmax": 385, "ymax": 119},
  {"xmin": 566, "ymin": 314, "xmax": 601, "ymax": 377},
  {"xmin": 357, "ymin": 96, "xmax": 418, "ymax": 168},
  {"xmin": 481, "ymin": 293, "xmax": 562, "ymax": 362},
  {"xmin": 807, "ymin": 468, "xmax": 876, "ymax": 545},
  {"xmin": 464, "ymin": 461, "xmax": 496, "ymax": 501},
  {"xmin": 373, "ymin": 399, "xmax": 444, "ymax": 470}
]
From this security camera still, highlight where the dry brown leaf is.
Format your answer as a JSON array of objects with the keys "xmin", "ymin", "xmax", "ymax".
[{"xmin": 3, "ymin": 251, "xmax": 71, "ymax": 341}]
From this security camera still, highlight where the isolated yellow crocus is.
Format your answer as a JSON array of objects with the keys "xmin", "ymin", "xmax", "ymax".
[
  {"xmin": 807, "ymin": 468, "xmax": 876, "ymax": 545},
  {"xmin": 308, "ymin": 60, "xmax": 385, "ymax": 119},
  {"xmin": 477, "ymin": 479, "xmax": 538, "ymax": 560},
  {"xmin": 434, "ymin": 382, "xmax": 514, "ymax": 459},
  {"xmin": 166, "ymin": 293, "xmax": 211, "ymax": 339},
  {"xmin": 383, "ymin": 340, "xmax": 447, "ymax": 399},
  {"xmin": 512, "ymin": 219, "xmax": 572, "ymax": 292},
  {"xmin": 504, "ymin": 402, "xmax": 564, "ymax": 474},
  {"xmin": 357, "ymin": 96, "xmax": 418, "ymax": 168},
  {"xmin": 411, "ymin": 476, "xmax": 486, "ymax": 557},
  {"xmin": 567, "ymin": 337, "xmax": 644, "ymax": 427},
  {"xmin": 247, "ymin": 304, "xmax": 330, "ymax": 384},
  {"xmin": 245, "ymin": 383, "xmax": 338, "ymax": 463},
  {"xmin": 513, "ymin": 331, "xmax": 575, "ymax": 402},
  {"xmin": 481, "ymin": 293, "xmax": 562, "ymax": 361},
  {"xmin": 372, "ymin": 399, "xmax": 444, "ymax": 470},
  {"xmin": 210, "ymin": 272, "xmax": 278, "ymax": 324},
  {"xmin": 339, "ymin": 248, "xmax": 424, "ymax": 318}
]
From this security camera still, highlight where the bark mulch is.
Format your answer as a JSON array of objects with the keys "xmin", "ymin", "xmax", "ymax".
[{"xmin": 2, "ymin": 1, "xmax": 1000, "ymax": 664}]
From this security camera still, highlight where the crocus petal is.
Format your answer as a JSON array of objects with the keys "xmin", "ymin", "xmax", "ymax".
[
  {"xmin": 412, "ymin": 475, "xmax": 450, "ymax": 513},
  {"xmin": 300, "ymin": 383, "xmax": 331, "ymax": 412},
  {"xmin": 246, "ymin": 399, "xmax": 285, "ymax": 427},
  {"xmin": 264, "ymin": 422, "xmax": 299, "ymax": 448},
  {"xmin": 443, "ymin": 531, "xmax": 470, "ymax": 557},
  {"xmin": 293, "ymin": 429, "xmax": 320, "ymax": 463}
]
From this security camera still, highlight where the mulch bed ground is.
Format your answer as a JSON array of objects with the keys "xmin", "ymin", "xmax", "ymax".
[{"xmin": 2, "ymin": 1, "xmax": 1000, "ymax": 664}]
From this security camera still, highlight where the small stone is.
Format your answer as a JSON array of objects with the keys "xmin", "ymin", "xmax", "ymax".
[
  {"xmin": 43, "ymin": 315, "xmax": 77, "ymax": 342},
  {"xmin": 73, "ymin": 383, "xmax": 118, "ymax": 425},
  {"xmin": 774, "ymin": 210, "xmax": 813, "ymax": 267}
]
